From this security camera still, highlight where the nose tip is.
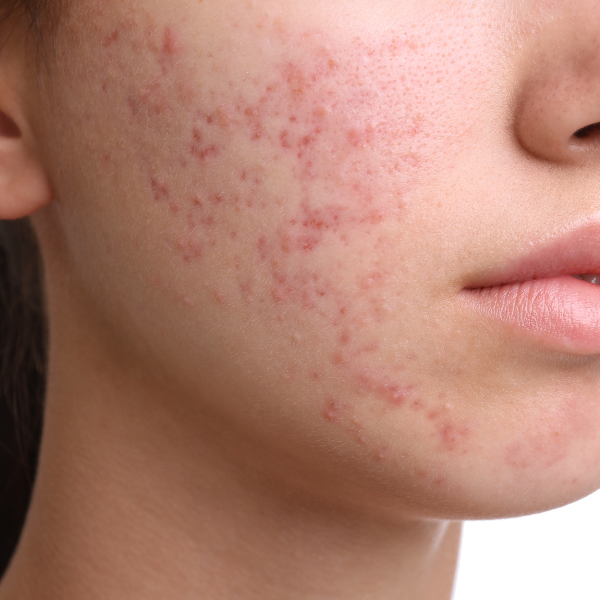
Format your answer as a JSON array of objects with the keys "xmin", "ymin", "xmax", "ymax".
[{"xmin": 516, "ymin": 72, "xmax": 600, "ymax": 165}]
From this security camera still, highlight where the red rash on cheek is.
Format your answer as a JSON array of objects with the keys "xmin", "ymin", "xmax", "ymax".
[{"xmin": 90, "ymin": 13, "xmax": 481, "ymax": 456}]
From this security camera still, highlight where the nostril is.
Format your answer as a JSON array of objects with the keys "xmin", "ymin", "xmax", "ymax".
[{"xmin": 573, "ymin": 122, "xmax": 600, "ymax": 140}]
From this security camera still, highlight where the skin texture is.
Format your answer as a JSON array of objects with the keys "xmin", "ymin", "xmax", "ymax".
[{"xmin": 3, "ymin": 0, "xmax": 600, "ymax": 598}]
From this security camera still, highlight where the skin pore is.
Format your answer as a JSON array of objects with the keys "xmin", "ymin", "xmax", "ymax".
[{"xmin": 2, "ymin": 0, "xmax": 600, "ymax": 598}]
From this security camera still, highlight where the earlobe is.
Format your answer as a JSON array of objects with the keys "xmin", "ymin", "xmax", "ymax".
[{"xmin": 0, "ymin": 104, "xmax": 53, "ymax": 220}]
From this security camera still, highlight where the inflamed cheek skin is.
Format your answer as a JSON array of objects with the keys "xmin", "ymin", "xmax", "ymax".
[
  {"xmin": 41, "ymin": 0, "xmax": 600, "ymax": 519},
  {"xmin": 84, "ymin": 2, "xmax": 517, "ymax": 462}
]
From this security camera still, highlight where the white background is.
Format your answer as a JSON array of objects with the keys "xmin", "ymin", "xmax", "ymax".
[{"xmin": 454, "ymin": 490, "xmax": 600, "ymax": 599}]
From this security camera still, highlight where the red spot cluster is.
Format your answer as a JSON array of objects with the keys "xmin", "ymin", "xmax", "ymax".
[
  {"xmin": 189, "ymin": 127, "xmax": 221, "ymax": 162},
  {"xmin": 355, "ymin": 368, "xmax": 410, "ymax": 406},
  {"xmin": 427, "ymin": 406, "xmax": 470, "ymax": 453}
]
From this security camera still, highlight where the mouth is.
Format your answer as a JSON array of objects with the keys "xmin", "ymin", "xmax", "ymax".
[{"xmin": 460, "ymin": 222, "xmax": 600, "ymax": 355}]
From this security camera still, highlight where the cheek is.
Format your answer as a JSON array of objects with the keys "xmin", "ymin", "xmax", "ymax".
[{"xmin": 57, "ymin": 3, "xmax": 491, "ymax": 463}]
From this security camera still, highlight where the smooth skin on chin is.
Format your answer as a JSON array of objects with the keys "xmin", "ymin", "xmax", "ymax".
[{"xmin": 2, "ymin": 0, "xmax": 600, "ymax": 599}]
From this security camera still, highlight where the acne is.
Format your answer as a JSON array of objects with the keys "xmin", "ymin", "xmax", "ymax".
[
  {"xmin": 503, "ymin": 396, "xmax": 591, "ymax": 472},
  {"xmin": 84, "ymin": 6, "xmax": 485, "ymax": 457},
  {"xmin": 323, "ymin": 399, "xmax": 348, "ymax": 423},
  {"xmin": 212, "ymin": 288, "xmax": 228, "ymax": 305}
]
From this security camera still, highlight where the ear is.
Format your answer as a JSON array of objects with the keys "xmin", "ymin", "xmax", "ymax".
[{"xmin": 0, "ymin": 37, "xmax": 53, "ymax": 220}]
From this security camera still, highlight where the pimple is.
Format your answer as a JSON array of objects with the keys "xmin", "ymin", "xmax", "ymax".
[
  {"xmin": 323, "ymin": 399, "xmax": 348, "ymax": 423},
  {"xmin": 427, "ymin": 409, "xmax": 442, "ymax": 421},
  {"xmin": 331, "ymin": 350, "xmax": 352, "ymax": 367},
  {"xmin": 150, "ymin": 176, "xmax": 169, "ymax": 202},
  {"xmin": 257, "ymin": 236, "xmax": 270, "ymax": 261},
  {"xmin": 354, "ymin": 368, "xmax": 410, "ymax": 406},
  {"xmin": 176, "ymin": 236, "xmax": 203, "ymax": 262},
  {"xmin": 162, "ymin": 27, "xmax": 180, "ymax": 57},
  {"xmin": 101, "ymin": 28, "xmax": 120, "ymax": 48},
  {"xmin": 212, "ymin": 288, "xmax": 227, "ymax": 305},
  {"xmin": 435, "ymin": 421, "xmax": 470, "ymax": 453}
]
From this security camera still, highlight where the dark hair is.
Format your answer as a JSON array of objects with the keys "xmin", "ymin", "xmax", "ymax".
[
  {"xmin": 0, "ymin": 219, "xmax": 45, "ymax": 579},
  {"xmin": 0, "ymin": 0, "xmax": 50, "ymax": 579}
]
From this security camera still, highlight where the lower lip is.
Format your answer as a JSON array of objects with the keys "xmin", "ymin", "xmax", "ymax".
[{"xmin": 461, "ymin": 276, "xmax": 600, "ymax": 354}]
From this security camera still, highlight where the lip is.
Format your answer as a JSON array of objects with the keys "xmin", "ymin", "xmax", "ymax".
[{"xmin": 460, "ymin": 220, "xmax": 600, "ymax": 355}]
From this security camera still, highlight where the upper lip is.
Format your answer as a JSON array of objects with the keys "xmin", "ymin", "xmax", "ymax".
[{"xmin": 465, "ymin": 218, "xmax": 600, "ymax": 289}]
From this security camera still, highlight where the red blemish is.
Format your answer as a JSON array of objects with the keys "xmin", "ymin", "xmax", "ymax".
[
  {"xmin": 257, "ymin": 235, "xmax": 269, "ymax": 261},
  {"xmin": 323, "ymin": 399, "xmax": 347, "ymax": 423},
  {"xmin": 189, "ymin": 128, "xmax": 220, "ymax": 161},
  {"xmin": 354, "ymin": 368, "xmax": 410, "ymax": 406},
  {"xmin": 213, "ymin": 288, "xmax": 227, "ymax": 305},
  {"xmin": 101, "ymin": 28, "xmax": 120, "ymax": 48},
  {"xmin": 190, "ymin": 143, "xmax": 220, "ymax": 161},
  {"xmin": 380, "ymin": 384, "xmax": 409, "ymax": 406},
  {"xmin": 361, "ymin": 341, "xmax": 380, "ymax": 353},
  {"xmin": 177, "ymin": 236, "xmax": 203, "ymax": 262},
  {"xmin": 359, "ymin": 271, "xmax": 387, "ymax": 291},
  {"xmin": 127, "ymin": 95, "xmax": 140, "ymax": 116},
  {"xmin": 279, "ymin": 130, "xmax": 291, "ymax": 148},
  {"xmin": 427, "ymin": 409, "xmax": 442, "ymax": 421},
  {"xmin": 205, "ymin": 107, "xmax": 232, "ymax": 129},
  {"xmin": 150, "ymin": 176, "xmax": 169, "ymax": 202},
  {"xmin": 432, "ymin": 419, "xmax": 470, "ymax": 453},
  {"xmin": 331, "ymin": 349, "xmax": 352, "ymax": 366},
  {"xmin": 162, "ymin": 27, "xmax": 179, "ymax": 57},
  {"xmin": 192, "ymin": 127, "xmax": 202, "ymax": 142}
]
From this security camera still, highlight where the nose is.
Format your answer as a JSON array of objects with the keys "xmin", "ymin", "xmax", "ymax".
[{"xmin": 515, "ymin": 8, "xmax": 600, "ymax": 166}]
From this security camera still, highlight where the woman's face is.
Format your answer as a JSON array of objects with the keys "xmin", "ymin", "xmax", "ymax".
[{"xmin": 29, "ymin": 0, "xmax": 600, "ymax": 518}]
